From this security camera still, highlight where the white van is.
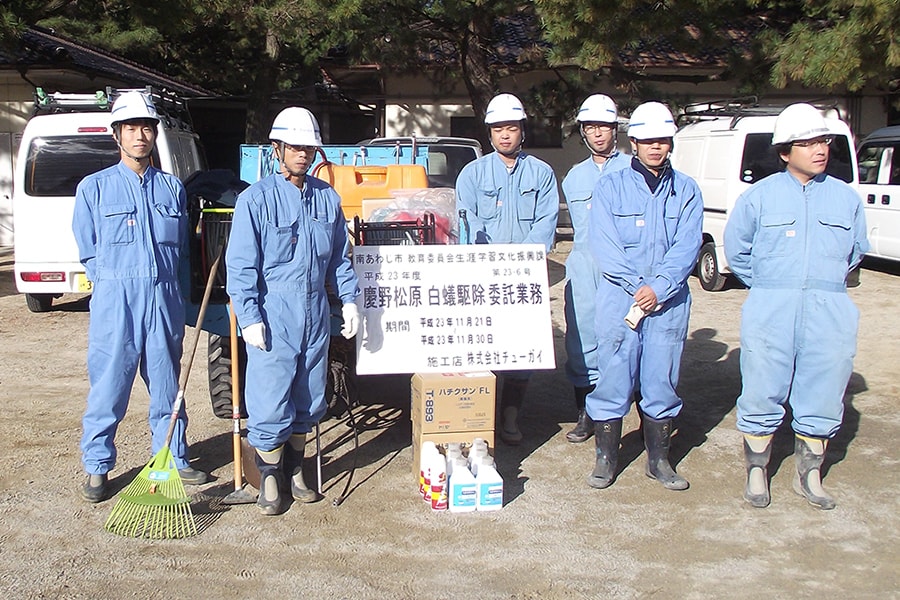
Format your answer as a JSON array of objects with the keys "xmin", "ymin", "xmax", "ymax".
[
  {"xmin": 13, "ymin": 87, "xmax": 205, "ymax": 311},
  {"xmin": 857, "ymin": 125, "xmax": 900, "ymax": 261},
  {"xmin": 671, "ymin": 103, "xmax": 858, "ymax": 290}
]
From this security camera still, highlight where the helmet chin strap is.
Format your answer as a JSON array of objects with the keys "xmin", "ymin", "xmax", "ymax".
[
  {"xmin": 113, "ymin": 132, "xmax": 151, "ymax": 169},
  {"xmin": 581, "ymin": 130, "xmax": 617, "ymax": 159},
  {"xmin": 274, "ymin": 142, "xmax": 308, "ymax": 182}
]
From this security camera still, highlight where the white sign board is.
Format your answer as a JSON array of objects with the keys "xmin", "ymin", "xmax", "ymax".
[{"xmin": 353, "ymin": 243, "xmax": 556, "ymax": 375}]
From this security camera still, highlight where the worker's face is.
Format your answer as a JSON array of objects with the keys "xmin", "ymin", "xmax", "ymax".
[
  {"xmin": 581, "ymin": 122, "xmax": 616, "ymax": 156},
  {"xmin": 489, "ymin": 121, "xmax": 523, "ymax": 157},
  {"xmin": 631, "ymin": 137, "xmax": 672, "ymax": 174},
  {"xmin": 275, "ymin": 142, "xmax": 317, "ymax": 178},
  {"xmin": 780, "ymin": 137, "xmax": 832, "ymax": 185},
  {"xmin": 116, "ymin": 119, "xmax": 157, "ymax": 159}
]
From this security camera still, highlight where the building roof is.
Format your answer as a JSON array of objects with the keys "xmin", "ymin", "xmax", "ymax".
[{"xmin": 0, "ymin": 26, "xmax": 213, "ymax": 97}]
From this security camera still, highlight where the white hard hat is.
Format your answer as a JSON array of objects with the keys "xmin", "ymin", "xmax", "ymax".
[
  {"xmin": 627, "ymin": 102, "xmax": 676, "ymax": 140},
  {"xmin": 484, "ymin": 93, "xmax": 527, "ymax": 124},
  {"xmin": 772, "ymin": 103, "xmax": 834, "ymax": 145},
  {"xmin": 269, "ymin": 107, "xmax": 322, "ymax": 146},
  {"xmin": 577, "ymin": 94, "xmax": 618, "ymax": 123},
  {"xmin": 110, "ymin": 91, "xmax": 160, "ymax": 127}
]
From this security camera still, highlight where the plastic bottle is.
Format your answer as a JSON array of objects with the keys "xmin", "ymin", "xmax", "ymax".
[
  {"xmin": 430, "ymin": 452, "xmax": 448, "ymax": 511},
  {"xmin": 468, "ymin": 441, "xmax": 488, "ymax": 472},
  {"xmin": 446, "ymin": 446, "xmax": 463, "ymax": 478},
  {"xmin": 476, "ymin": 463, "xmax": 504, "ymax": 511},
  {"xmin": 448, "ymin": 458, "xmax": 477, "ymax": 513},
  {"xmin": 419, "ymin": 441, "xmax": 438, "ymax": 501}
]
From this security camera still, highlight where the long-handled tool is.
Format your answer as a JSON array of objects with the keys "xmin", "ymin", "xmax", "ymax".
[
  {"xmin": 104, "ymin": 247, "xmax": 223, "ymax": 539},
  {"xmin": 221, "ymin": 300, "xmax": 257, "ymax": 505}
]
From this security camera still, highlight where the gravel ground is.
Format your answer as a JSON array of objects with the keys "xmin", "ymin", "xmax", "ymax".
[{"xmin": 0, "ymin": 242, "xmax": 897, "ymax": 599}]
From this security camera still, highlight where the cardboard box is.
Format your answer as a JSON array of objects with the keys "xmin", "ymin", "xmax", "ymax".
[
  {"xmin": 412, "ymin": 423, "xmax": 495, "ymax": 478},
  {"xmin": 411, "ymin": 372, "xmax": 496, "ymax": 434}
]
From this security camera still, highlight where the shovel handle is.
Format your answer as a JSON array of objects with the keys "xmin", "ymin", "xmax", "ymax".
[
  {"xmin": 163, "ymin": 244, "xmax": 225, "ymax": 449},
  {"xmin": 229, "ymin": 299, "xmax": 244, "ymax": 490}
]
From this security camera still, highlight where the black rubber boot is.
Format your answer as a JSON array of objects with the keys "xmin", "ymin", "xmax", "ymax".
[
  {"xmin": 643, "ymin": 416, "xmax": 689, "ymax": 490},
  {"xmin": 81, "ymin": 473, "xmax": 108, "ymax": 503},
  {"xmin": 587, "ymin": 419, "xmax": 622, "ymax": 489},
  {"xmin": 566, "ymin": 385, "xmax": 595, "ymax": 443},
  {"xmin": 255, "ymin": 446, "xmax": 285, "ymax": 516},
  {"xmin": 743, "ymin": 434, "xmax": 772, "ymax": 508},
  {"xmin": 792, "ymin": 435, "xmax": 836, "ymax": 510},
  {"xmin": 499, "ymin": 378, "xmax": 528, "ymax": 445},
  {"xmin": 285, "ymin": 434, "xmax": 318, "ymax": 503}
]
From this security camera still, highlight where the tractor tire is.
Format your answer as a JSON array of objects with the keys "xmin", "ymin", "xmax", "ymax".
[{"xmin": 207, "ymin": 333, "xmax": 248, "ymax": 419}]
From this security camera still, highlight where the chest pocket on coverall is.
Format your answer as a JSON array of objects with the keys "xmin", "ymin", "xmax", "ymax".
[
  {"xmin": 612, "ymin": 206, "xmax": 645, "ymax": 247},
  {"xmin": 265, "ymin": 218, "xmax": 297, "ymax": 265},
  {"xmin": 311, "ymin": 215, "xmax": 334, "ymax": 263},
  {"xmin": 475, "ymin": 189, "xmax": 500, "ymax": 221},
  {"xmin": 517, "ymin": 187, "xmax": 538, "ymax": 222},
  {"xmin": 101, "ymin": 203, "xmax": 137, "ymax": 245},
  {"xmin": 757, "ymin": 213, "xmax": 797, "ymax": 257},
  {"xmin": 153, "ymin": 201, "xmax": 183, "ymax": 246},
  {"xmin": 663, "ymin": 199, "xmax": 683, "ymax": 245},
  {"xmin": 815, "ymin": 213, "xmax": 853, "ymax": 259}
]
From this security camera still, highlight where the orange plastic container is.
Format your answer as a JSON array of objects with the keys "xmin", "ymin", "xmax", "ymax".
[{"xmin": 314, "ymin": 163, "xmax": 429, "ymax": 221}]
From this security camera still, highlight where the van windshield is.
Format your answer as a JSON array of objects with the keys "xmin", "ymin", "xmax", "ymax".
[
  {"xmin": 740, "ymin": 133, "xmax": 855, "ymax": 184},
  {"xmin": 24, "ymin": 136, "xmax": 160, "ymax": 197}
]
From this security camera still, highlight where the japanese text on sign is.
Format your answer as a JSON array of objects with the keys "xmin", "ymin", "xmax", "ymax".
[{"xmin": 353, "ymin": 244, "xmax": 556, "ymax": 375}]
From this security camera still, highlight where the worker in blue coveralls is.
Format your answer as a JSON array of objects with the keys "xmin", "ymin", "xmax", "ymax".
[
  {"xmin": 585, "ymin": 101, "xmax": 702, "ymax": 491},
  {"xmin": 455, "ymin": 92, "xmax": 559, "ymax": 445},
  {"xmin": 226, "ymin": 107, "xmax": 359, "ymax": 516},
  {"xmin": 74, "ymin": 91, "xmax": 209, "ymax": 503},
  {"xmin": 561, "ymin": 94, "xmax": 630, "ymax": 444},
  {"xmin": 725, "ymin": 103, "xmax": 868, "ymax": 510}
]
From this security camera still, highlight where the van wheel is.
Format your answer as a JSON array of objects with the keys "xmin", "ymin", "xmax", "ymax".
[
  {"xmin": 696, "ymin": 242, "xmax": 727, "ymax": 292},
  {"xmin": 207, "ymin": 333, "xmax": 247, "ymax": 420},
  {"xmin": 25, "ymin": 293, "xmax": 53, "ymax": 312}
]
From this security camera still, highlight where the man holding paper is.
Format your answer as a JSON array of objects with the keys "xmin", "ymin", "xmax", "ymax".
[{"xmin": 584, "ymin": 101, "xmax": 703, "ymax": 491}]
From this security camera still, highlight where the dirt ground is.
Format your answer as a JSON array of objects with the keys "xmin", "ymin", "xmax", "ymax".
[{"xmin": 0, "ymin": 241, "xmax": 898, "ymax": 599}]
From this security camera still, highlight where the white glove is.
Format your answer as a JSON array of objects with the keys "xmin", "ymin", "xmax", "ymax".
[
  {"xmin": 242, "ymin": 322, "xmax": 266, "ymax": 350},
  {"xmin": 341, "ymin": 303, "xmax": 359, "ymax": 339},
  {"xmin": 624, "ymin": 303, "xmax": 662, "ymax": 330}
]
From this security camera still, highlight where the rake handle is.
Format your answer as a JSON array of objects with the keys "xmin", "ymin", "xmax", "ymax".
[{"xmin": 162, "ymin": 244, "xmax": 225, "ymax": 449}]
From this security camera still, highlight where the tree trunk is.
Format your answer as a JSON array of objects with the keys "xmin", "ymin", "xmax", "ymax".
[
  {"xmin": 244, "ymin": 28, "xmax": 281, "ymax": 143},
  {"xmin": 460, "ymin": 12, "xmax": 498, "ymax": 151}
]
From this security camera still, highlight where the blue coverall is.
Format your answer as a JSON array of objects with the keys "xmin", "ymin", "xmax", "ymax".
[
  {"xmin": 455, "ymin": 151, "xmax": 559, "ymax": 254},
  {"xmin": 586, "ymin": 162, "xmax": 703, "ymax": 421},
  {"xmin": 456, "ymin": 150, "xmax": 559, "ymax": 383},
  {"xmin": 561, "ymin": 152, "xmax": 630, "ymax": 387},
  {"xmin": 724, "ymin": 171, "xmax": 868, "ymax": 438},
  {"xmin": 226, "ymin": 174, "xmax": 359, "ymax": 451},
  {"xmin": 73, "ymin": 162, "xmax": 191, "ymax": 474}
]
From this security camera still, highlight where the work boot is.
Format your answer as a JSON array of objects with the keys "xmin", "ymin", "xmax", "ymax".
[
  {"xmin": 643, "ymin": 416, "xmax": 689, "ymax": 490},
  {"xmin": 587, "ymin": 419, "xmax": 622, "ymax": 489},
  {"xmin": 177, "ymin": 467, "xmax": 210, "ymax": 485},
  {"xmin": 742, "ymin": 434, "xmax": 773, "ymax": 508},
  {"xmin": 81, "ymin": 473, "xmax": 109, "ymax": 503},
  {"xmin": 285, "ymin": 433, "xmax": 318, "ymax": 503},
  {"xmin": 498, "ymin": 378, "xmax": 528, "ymax": 446},
  {"xmin": 566, "ymin": 385, "xmax": 595, "ymax": 443},
  {"xmin": 255, "ymin": 446, "xmax": 285, "ymax": 516},
  {"xmin": 792, "ymin": 435, "xmax": 836, "ymax": 510}
]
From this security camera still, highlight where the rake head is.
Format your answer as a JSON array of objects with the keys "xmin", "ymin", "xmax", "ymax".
[{"xmin": 104, "ymin": 447, "xmax": 198, "ymax": 539}]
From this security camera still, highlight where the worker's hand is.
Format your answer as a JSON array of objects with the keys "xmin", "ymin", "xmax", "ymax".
[
  {"xmin": 341, "ymin": 303, "xmax": 359, "ymax": 339},
  {"xmin": 633, "ymin": 285, "xmax": 658, "ymax": 312},
  {"xmin": 242, "ymin": 322, "xmax": 267, "ymax": 350}
]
